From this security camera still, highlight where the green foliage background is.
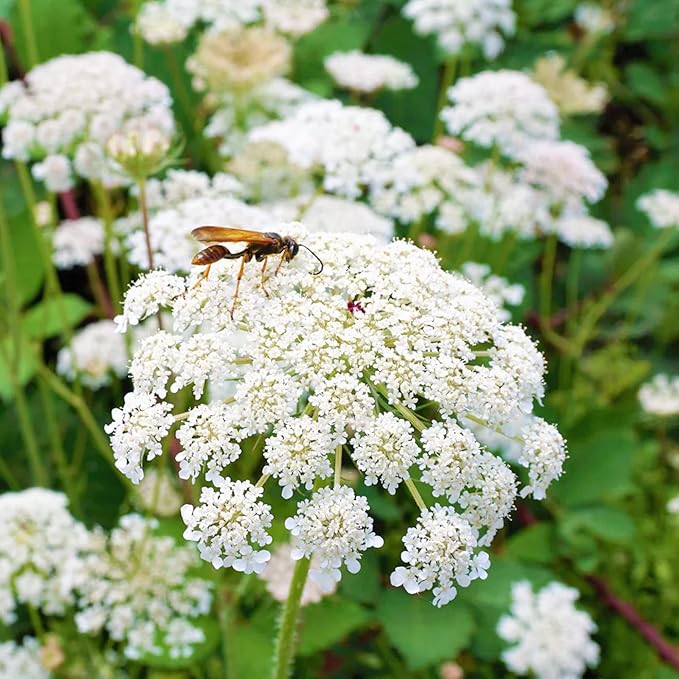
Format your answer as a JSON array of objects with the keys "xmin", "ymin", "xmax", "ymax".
[{"xmin": 0, "ymin": 0, "xmax": 678, "ymax": 677}]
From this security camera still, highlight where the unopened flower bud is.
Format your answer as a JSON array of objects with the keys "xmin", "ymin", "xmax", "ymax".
[{"xmin": 106, "ymin": 127, "xmax": 171, "ymax": 180}]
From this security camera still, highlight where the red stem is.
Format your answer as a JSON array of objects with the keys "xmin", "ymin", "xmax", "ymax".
[
  {"xmin": 587, "ymin": 575, "xmax": 679, "ymax": 672},
  {"xmin": 0, "ymin": 20, "xmax": 26, "ymax": 80},
  {"xmin": 58, "ymin": 190, "xmax": 81, "ymax": 220}
]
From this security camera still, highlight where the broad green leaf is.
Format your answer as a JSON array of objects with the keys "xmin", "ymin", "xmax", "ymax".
[
  {"xmin": 230, "ymin": 607, "xmax": 277, "ymax": 678},
  {"xmin": 626, "ymin": 63, "xmax": 666, "ymax": 106},
  {"xmin": 21, "ymin": 294, "xmax": 92, "ymax": 340},
  {"xmin": 10, "ymin": 0, "xmax": 105, "ymax": 65},
  {"xmin": 376, "ymin": 589, "xmax": 475, "ymax": 669},
  {"xmin": 340, "ymin": 549, "xmax": 381, "ymax": 604},
  {"xmin": 551, "ymin": 429, "xmax": 636, "ymax": 506},
  {"xmin": 505, "ymin": 523, "xmax": 556, "ymax": 563},
  {"xmin": 298, "ymin": 597, "xmax": 371, "ymax": 656},
  {"xmin": 623, "ymin": 0, "xmax": 679, "ymax": 41},
  {"xmin": 134, "ymin": 616, "xmax": 220, "ymax": 670},
  {"xmin": 561, "ymin": 506, "xmax": 636, "ymax": 544}
]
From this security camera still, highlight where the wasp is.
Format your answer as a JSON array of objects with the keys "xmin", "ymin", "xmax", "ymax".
[{"xmin": 191, "ymin": 226, "xmax": 324, "ymax": 317}]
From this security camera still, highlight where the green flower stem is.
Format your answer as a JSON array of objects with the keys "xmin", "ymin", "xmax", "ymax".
[
  {"xmin": 0, "ymin": 33, "xmax": 8, "ymax": 85},
  {"xmin": 573, "ymin": 228, "xmax": 675, "ymax": 356},
  {"xmin": 17, "ymin": 0, "xmax": 39, "ymax": 68},
  {"xmin": 36, "ymin": 362, "xmax": 134, "ymax": 490},
  {"xmin": 36, "ymin": 375, "xmax": 79, "ymax": 510},
  {"xmin": 137, "ymin": 178, "xmax": 163, "ymax": 329},
  {"xmin": 92, "ymin": 183, "xmax": 122, "ymax": 313},
  {"xmin": 493, "ymin": 230, "xmax": 518, "ymax": 275},
  {"xmin": 27, "ymin": 604, "xmax": 45, "ymax": 640},
  {"xmin": 539, "ymin": 234, "xmax": 558, "ymax": 326},
  {"xmin": 404, "ymin": 478, "xmax": 427, "ymax": 512},
  {"xmin": 132, "ymin": 0, "xmax": 144, "ymax": 68},
  {"xmin": 432, "ymin": 55, "xmax": 457, "ymax": 141},
  {"xmin": 271, "ymin": 556, "xmax": 311, "ymax": 679},
  {"xmin": 0, "ymin": 201, "xmax": 47, "ymax": 485},
  {"xmin": 392, "ymin": 402, "xmax": 425, "ymax": 432},
  {"xmin": 464, "ymin": 413, "xmax": 523, "ymax": 444},
  {"xmin": 334, "ymin": 444, "xmax": 343, "ymax": 487}
]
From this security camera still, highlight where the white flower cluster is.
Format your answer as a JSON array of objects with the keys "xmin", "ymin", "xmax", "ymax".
[
  {"xmin": 51, "ymin": 217, "xmax": 106, "ymax": 269},
  {"xmin": 204, "ymin": 78, "xmax": 316, "ymax": 157},
  {"xmin": 259, "ymin": 543, "xmax": 337, "ymax": 605},
  {"xmin": 0, "ymin": 638, "xmax": 50, "ymax": 679},
  {"xmin": 109, "ymin": 228, "xmax": 566, "ymax": 604},
  {"xmin": 574, "ymin": 3, "xmax": 615, "ymax": 34},
  {"xmin": 325, "ymin": 51, "xmax": 418, "ymax": 93},
  {"xmin": 441, "ymin": 70, "xmax": 559, "ymax": 156},
  {"xmin": 637, "ymin": 189, "xmax": 679, "ymax": 229},
  {"xmin": 249, "ymin": 100, "xmax": 415, "ymax": 199},
  {"xmin": 441, "ymin": 70, "xmax": 611, "ymax": 247},
  {"xmin": 402, "ymin": 0, "xmax": 516, "ymax": 59},
  {"xmin": 0, "ymin": 489, "xmax": 93, "ymax": 624},
  {"xmin": 268, "ymin": 194, "xmax": 395, "ymax": 242},
  {"xmin": 461, "ymin": 262, "xmax": 524, "ymax": 322},
  {"xmin": 136, "ymin": 0, "xmax": 328, "ymax": 45},
  {"xmin": 638, "ymin": 374, "xmax": 679, "ymax": 417},
  {"xmin": 75, "ymin": 514, "xmax": 212, "ymax": 660},
  {"xmin": 0, "ymin": 52, "xmax": 174, "ymax": 191},
  {"xmin": 497, "ymin": 580, "xmax": 600, "ymax": 679},
  {"xmin": 371, "ymin": 144, "xmax": 480, "ymax": 231},
  {"xmin": 56, "ymin": 320, "xmax": 128, "ymax": 390}
]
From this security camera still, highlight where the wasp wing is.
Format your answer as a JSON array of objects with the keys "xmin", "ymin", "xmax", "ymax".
[{"xmin": 191, "ymin": 226, "xmax": 277, "ymax": 245}]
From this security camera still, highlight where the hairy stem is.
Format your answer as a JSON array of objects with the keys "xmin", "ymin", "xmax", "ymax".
[{"xmin": 271, "ymin": 556, "xmax": 311, "ymax": 679}]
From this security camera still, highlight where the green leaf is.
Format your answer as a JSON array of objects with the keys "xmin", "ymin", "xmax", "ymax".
[
  {"xmin": 376, "ymin": 589, "xmax": 475, "ymax": 669},
  {"xmin": 626, "ymin": 63, "xmax": 666, "ymax": 106},
  {"xmin": 230, "ymin": 608, "xmax": 277, "ymax": 679},
  {"xmin": 623, "ymin": 0, "xmax": 679, "ymax": 41},
  {"xmin": 298, "ymin": 597, "xmax": 371, "ymax": 656},
  {"xmin": 551, "ymin": 428, "xmax": 636, "ymax": 507},
  {"xmin": 561, "ymin": 506, "xmax": 636, "ymax": 544},
  {"xmin": 505, "ymin": 523, "xmax": 556, "ymax": 564},
  {"xmin": 134, "ymin": 615, "xmax": 220, "ymax": 670},
  {"xmin": 21, "ymin": 294, "xmax": 92, "ymax": 340},
  {"xmin": 10, "ymin": 0, "xmax": 104, "ymax": 65},
  {"xmin": 340, "ymin": 549, "xmax": 381, "ymax": 604}
]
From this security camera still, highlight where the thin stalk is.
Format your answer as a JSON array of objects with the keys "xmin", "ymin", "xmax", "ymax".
[
  {"xmin": 36, "ymin": 363, "xmax": 133, "ymax": 489},
  {"xmin": 573, "ymin": 229, "xmax": 674, "ymax": 356},
  {"xmin": 271, "ymin": 557, "xmax": 311, "ymax": 679},
  {"xmin": 0, "ymin": 456, "xmax": 20, "ymax": 490},
  {"xmin": 137, "ymin": 178, "xmax": 154, "ymax": 270},
  {"xmin": 539, "ymin": 234, "xmax": 558, "ymax": 327},
  {"xmin": 92, "ymin": 183, "xmax": 122, "ymax": 312},
  {"xmin": 27, "ymin": 605, "xmax": 45, "ymax": 640},
  {"xmin": 86, "ymin": 261, "xmax": 115, "ymax": 319},
  {"xmin": 404, "ymin": 478, "xmax": 427, "ymax": 512},
  {"xmin": 0, "ymin": 202, "xmax": 47, "ymax": 485},
  {"xmin": 17, "ymin": 0, "xmax": 38, "ymax": 67},
  {"xmin": 432, "ymin": 55, "xmax": 457, "ymax": 141},
  {"xmin": 392, "ymin": 402, "xmax": 425, "ymax": 432},
  {"xmin": 334, "ymin": 444, "xmax": 342, "ymax": 487},
  {"xmin": 131, "ymin": 0, "xmax": 144, "ymax": 68},
  {"xmin": 0, "ymin": 30, "xmax": 8, "ymax": 85},
  {"xmin": 37, "ymin": 375, "xmax": 79, "ymax": 508}
]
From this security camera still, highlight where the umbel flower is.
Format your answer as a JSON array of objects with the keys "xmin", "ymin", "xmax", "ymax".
[
  {"xmin": 497, "ymin": 580, "xmax": 600, "ymax": 679},
  {"xmin": 108, "ymin": 226, "xmax": 566, "ymax": 606},
  {"xmin": 0, "ymin": 489, "xmax": 93, "ymax": 624},
  {"xmin": 0, "ymin": 638, "xmax": 50, "ymax": 679},
  {"xmin": 324, "ymin": 51, "xmax": 418, "ymax": 94},
  {"xmin": 0, "ymin": 52, "xmax": 174, "ymax": 191},
  {"xmin": 74, "ymin": 514, "xmax": 213, "ymax": 660}
]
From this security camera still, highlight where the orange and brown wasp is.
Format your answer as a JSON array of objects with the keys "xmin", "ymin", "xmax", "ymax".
[{"xmin": 191, "ymin": 226, "xmax": 323, "ymax": 317}]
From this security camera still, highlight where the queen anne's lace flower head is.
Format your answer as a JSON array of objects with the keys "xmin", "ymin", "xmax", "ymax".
[
  {"xmin": 136, "ymin": 1, "xmax": 190, "ymax": 44},
  {"xmin": 110, "ymin": 226, "xmax": 565, "ymax": 605},
  {"xmin": 638, "ymin": 374, "xmax": 679, "ymax": 417},
  {"xmin": 0, "ymin": 639, "xmax": 50, "ymax": 679},
  {"xmin": 56, "ymin": 320, "xmax": 128, "ymax": 389},
  {"xmin": 403, "ymin": 0, "xmax": 516, "ymax": 59},
  {"xmin": 637, "ymin": 189, "xmax": 679, "ymax": 229},
  {"xmin": 181, "ymin": 478, "xmax": 273, "ymax": 573},
  {"xmin": 325, "ymin": 51, "xmax": 418, "ymax": 93},
  {"xmin": 497, "ymin": 580, "xmax": 600, "ymax": 679},
  {"xmin": 370, "ymin": 144, "xmax": 481, "ymax": 231},
  {"xmin": 554, "ymin": 215, "xmax": 614, "ymax": 249},
  {"xmin": 74, "ymin": 514, "xmax": 213, "ymax": 660},
  {"xmin": 286, "ymin": 486, "xmax": 383, "ymax": 590},
  {"xmin": 390, "ymin": 504, "xmax": 489, "ymax": 606},
  {"xmin": 51, "ymin": 217, "xmax": 106, "ymax": 269},
  {"xmin": 441, "ymin": 71, "xmax": 559, "ymax": 157},
  {"xmin": 0, "ymin": 489, "xmax": 92, "ymax": 624},
  {"xmin": 249, "ymin": 100, "xmax": 415, "ymax": 199},
  {"xmin": 0, "ymin": 52, "xmax": 174, "ymax": 190}
]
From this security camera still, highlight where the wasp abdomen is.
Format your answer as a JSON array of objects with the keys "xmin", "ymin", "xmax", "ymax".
[{"xmin": 192, "ymin": 244, "xmax": 229, "ymax": 266}]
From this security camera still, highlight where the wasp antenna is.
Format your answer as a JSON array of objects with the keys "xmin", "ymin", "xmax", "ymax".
[{"xmin": 300, "ymin": 244, "xmax": 324, "ymax": 275}]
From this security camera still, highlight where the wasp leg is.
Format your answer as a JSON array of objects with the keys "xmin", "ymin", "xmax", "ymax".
[
  {"xmin": 192, "ymin": 264, "xmax": 211, "ymax": 289},
  {"xmin": 260, "ymin": 257, "xmax": 270, "ymax": 297},
  {"xmin": 230, "ymin": 254, "xmax": 251, "ymax": 320},
  {"xmin": 274, "ymin": 251, "xmax": 289, "ymax": 276}
]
